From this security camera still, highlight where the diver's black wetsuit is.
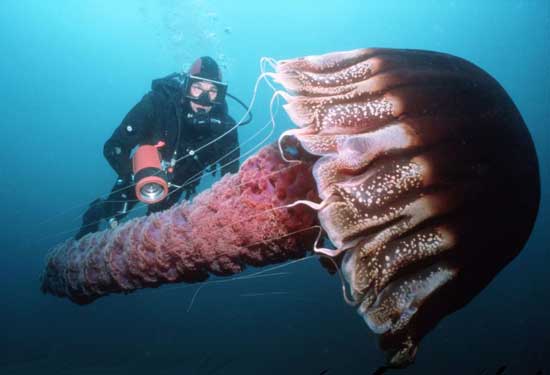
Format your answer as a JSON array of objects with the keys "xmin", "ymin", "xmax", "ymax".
[{"xmin": 76, "ymin": 73, "xmax": 240, "ymax": 239}]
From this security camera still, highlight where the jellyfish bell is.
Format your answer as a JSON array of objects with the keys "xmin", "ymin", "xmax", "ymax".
[{"xmin": 271, "ymin": 48, "xmax": 540, "ymax": 366}]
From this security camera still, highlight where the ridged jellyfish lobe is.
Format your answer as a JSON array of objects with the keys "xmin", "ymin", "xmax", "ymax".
[{"xmin": 273, "ymin": 48, "xmax": 540, "ymax": 366}]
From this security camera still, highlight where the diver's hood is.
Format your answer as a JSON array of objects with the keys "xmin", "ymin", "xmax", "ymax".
[{"xmin": 151, "ymin": 73, "xmax": 186, "ymax": 98}]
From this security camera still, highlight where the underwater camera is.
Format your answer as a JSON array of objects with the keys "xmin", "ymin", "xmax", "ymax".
[{"xmin": 132, "ymin": 142, "xmax": 169, "ymax": 204}]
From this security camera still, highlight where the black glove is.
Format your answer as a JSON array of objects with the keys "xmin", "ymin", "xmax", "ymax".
[
  {"xmin": 75, "ymin": 198, "xmax": 106, "ymax": 240},
  {"xmin": 184, "ymin": 186, "xmax": 196, "ymax": 200}
]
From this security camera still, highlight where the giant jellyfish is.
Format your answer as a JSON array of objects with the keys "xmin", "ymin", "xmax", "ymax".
[{"xmin": 41, "ymin": 48, "xmax": 540, "ymax": 367}]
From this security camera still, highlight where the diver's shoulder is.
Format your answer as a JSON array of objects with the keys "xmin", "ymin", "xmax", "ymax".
[{"xmin": 151, "ymin": 72, "xmax": 186, "ymax": 93}]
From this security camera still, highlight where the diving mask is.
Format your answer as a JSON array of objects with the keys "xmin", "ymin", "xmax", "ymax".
[{"xmin": 184, "ymin": 75, "xmax": 227, "ymax": 106}]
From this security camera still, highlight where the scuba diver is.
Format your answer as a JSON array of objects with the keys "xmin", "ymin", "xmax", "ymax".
[{"xmin": 76, "ymin": 56, "xmax": 251, "ymax": 240}]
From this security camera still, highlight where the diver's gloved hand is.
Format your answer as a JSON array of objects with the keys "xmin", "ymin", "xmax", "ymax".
[
  {"xmin": 184, "ymin": 186, "xmax": 196, "ymax": 200},
  {"xmin": 207, "ymin": 164, "xmax": 217, "ymax": 177},
  {"xmin": 75, "ymin": 198, "xmax": 106, "ymax": 240},
  {"xmin": 108, "ymin": 217, "xmax": 119, "ymax": 229}
]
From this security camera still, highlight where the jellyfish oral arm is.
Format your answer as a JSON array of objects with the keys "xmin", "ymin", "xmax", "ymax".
[{"xmin": 41, "ymin": 145, "xmax": 319, "ymax": 305}]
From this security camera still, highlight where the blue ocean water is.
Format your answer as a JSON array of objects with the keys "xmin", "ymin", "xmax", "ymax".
[{"xmin": 0, "ymin": 0, "xmax": 548, "ymax": 374}]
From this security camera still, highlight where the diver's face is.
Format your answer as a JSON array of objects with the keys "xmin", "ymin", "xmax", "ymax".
[{"xmin": 188, "ymin": 80, "xmax": 218, "ymax": 113}]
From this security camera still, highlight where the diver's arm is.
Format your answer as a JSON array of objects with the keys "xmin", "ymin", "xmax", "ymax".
[
  {"xmin": 103, "ymin": 93, "xmax": 155, "ymax": 177},
  {"xmin": 219, "ymin": 117, "xmax": 240, "ymax": 176}
]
